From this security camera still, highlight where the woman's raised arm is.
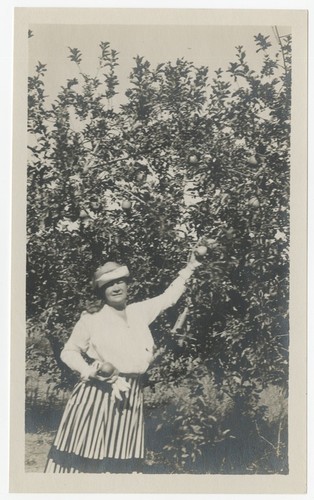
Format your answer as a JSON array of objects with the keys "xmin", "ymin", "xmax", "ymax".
[{"xmin": 132, "ymin": 250, "xmax": 202, "ymax": 325}]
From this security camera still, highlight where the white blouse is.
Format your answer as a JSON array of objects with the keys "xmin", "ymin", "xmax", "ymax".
[{"xmin": 60, "ymin": 266, "xmax": 195, "ymax": 379}]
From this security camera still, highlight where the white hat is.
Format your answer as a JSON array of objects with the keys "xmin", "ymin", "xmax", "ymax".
[{"xmin": 93, "ymin": 262, "xmax": 130, "ymax": 288}]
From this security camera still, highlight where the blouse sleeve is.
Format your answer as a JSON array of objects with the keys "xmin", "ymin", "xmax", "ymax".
[
  {"xmin": 60, "ymin": 314, "xmax": 96, "ymax": 380},
  {"xmin": 133, "ymin": 264, "xmax": 195, "ymax": 325}
]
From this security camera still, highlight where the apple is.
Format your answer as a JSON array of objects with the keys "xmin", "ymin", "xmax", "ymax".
[
  {"xmin": 79, "ymin": 209, "xmax": 89, "ymax": 219},
  {"xmin": 195, "ymin": 245, "xmax": 208, "ymax": 258},
  {"xmin": 248, "ymin": 197, "xmax": 260, "ymax": 208},
  {"xmin": 247, "ymin": 155, "xmax": 258, "ymax": 166},
  {"xmin": 189, "ymin": 155, "xmax": 198, "ymax": 165},
  {"xmin": 122, "ymin": 199, "xmax": 132, "ymax": 210},
  {"xmin": 99, "ymin": 361, "xmax": 116, "ymax": 376},
  {"xmin": 136, "ymin": 171, "xmax": 146, "ymax": 182}
]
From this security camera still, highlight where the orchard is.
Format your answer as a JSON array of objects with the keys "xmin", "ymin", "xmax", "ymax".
[{"xmin": 26, "ymin": 31, "xmax": 291, "ymax": 473}]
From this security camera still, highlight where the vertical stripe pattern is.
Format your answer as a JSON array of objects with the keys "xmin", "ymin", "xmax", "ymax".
[{"xmin": 45, "ymin": 376, "xmax": 144, "ymax": 473}]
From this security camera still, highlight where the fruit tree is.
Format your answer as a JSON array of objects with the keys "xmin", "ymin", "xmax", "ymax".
[{"xmin": 26, "ymin": 30, "xmax": 291, "ymax": 473}]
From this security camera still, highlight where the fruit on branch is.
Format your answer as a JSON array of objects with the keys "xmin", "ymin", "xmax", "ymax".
[
  {"xmin": 247, "ymin": 155, "xmax": 258, "ymax": 166},
  {"xmin": 79, "ymin": 209, "xmax": 89, "ymax": 219},
  {"xmin": 189, "ymin": 155, "xmax": 199, "ymax": 165},
  {"xmin": 248, "ymin": 196, "xmax": 260, "ymax": 208},
  {"xmin": 121, "ymin": 199, "xmax": 132, "ymax": 210},
  {"xmin": 135, "ymin": 170, "xmax": 146, "ymax": 182},
  {"xmin": 195, "ymin": 245, "xmax": 208, "ymax": 258}
]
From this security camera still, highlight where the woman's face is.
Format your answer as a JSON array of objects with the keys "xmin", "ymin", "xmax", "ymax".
[{"xmin": 103, "ymin": 278, "xmax": 128, "ymax": 310}]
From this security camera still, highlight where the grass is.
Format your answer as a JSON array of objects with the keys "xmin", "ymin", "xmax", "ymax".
[{"xmin": 25, "ymin": 432, "xmax": 55, "ymax": 472}]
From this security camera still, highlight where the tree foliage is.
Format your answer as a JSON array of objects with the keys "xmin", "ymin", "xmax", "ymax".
[{"xmin": 26, "ymin": 30, "xmax": 291, "ymax": 473}]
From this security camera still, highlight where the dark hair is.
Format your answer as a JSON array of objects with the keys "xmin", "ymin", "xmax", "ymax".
[{"xmin": 83, "ymin": 296, "xmax": 104, "ymax": 314}]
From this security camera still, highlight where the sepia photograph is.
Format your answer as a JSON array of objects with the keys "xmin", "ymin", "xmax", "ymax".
[{"xmin": 9, "ymin": 7, "xmax": 307, "ymax": 494}]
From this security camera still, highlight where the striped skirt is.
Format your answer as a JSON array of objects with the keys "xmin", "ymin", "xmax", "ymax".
[{"xmin": 45, "ymin": 375, "xmax": 144, "ymax": 473}]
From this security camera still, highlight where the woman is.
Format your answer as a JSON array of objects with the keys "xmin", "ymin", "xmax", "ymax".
[{"xmin": 45, "ymin": 253, "xmax": 201, "ymax": 473}]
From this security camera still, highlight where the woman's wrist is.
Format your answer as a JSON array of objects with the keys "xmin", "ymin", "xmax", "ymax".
[
  {"xmin": 187, "ymin": 260, "xmax": 200, "ymax": 271},
  {"xmin": 178, "ymin": 265, "xmax": 195, "ymax": 281},
  {"xmin": 80, "ymin": 362, "xmax": 99, "ymax": 381}
]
